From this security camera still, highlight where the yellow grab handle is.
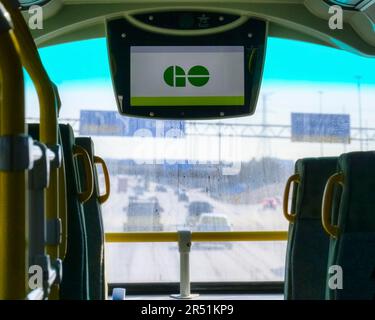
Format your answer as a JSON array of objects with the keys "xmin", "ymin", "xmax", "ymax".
[
  {"xmin": 94, "ymin": 156, "xmax": 110, "ymax": 204},
  {"xmin": 322, "ymin": 173, "xmax": 344, "ymax": 238},
  {"xmin": 73, "ymin": 145, "xmax": 94, "ymax": 203},
  {"xmin": 283, "ymin": 174, "xmax": 300, "ymax": 223}
]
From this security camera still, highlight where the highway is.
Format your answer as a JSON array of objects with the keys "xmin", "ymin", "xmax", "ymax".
[{"xmin": 103, "ymin": 176, "xmax": 288, "ymax": 283}]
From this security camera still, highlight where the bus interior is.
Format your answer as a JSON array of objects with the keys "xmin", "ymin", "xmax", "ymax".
[{"xmin": 0, "ymin": 0, "xmax": 375, "ymax": 301}]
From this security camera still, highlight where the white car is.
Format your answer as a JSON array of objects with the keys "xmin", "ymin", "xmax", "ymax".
[{"xmin": 195, "ymin": 213, "xmax": 232, "ymax": 232}]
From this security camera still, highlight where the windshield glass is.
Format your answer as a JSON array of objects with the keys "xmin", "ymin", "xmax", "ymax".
[{"xmin": 26, "ymin": 37, "xmax": 375, "ymax": 283}]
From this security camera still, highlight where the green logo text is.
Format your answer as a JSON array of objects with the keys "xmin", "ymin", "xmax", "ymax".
[{"xmin": 163, "ymin": 65, "xmax": 210, "ymax": 88}]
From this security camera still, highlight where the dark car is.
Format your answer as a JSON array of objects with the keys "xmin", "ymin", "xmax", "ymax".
[
  {"xmin": 185, "ymin": 201, "xmax": 214, "ymax": 226},
  {"xmin": 178, "ymin": 192, "xmax": 189, "ymax": 202},
  {"xmin": 194, "ymin": 213, "xmax": 233, "ymax": 249},
  {"xmin": 155, "ymin": 185, "xmax": 167, "ymax": 192}
]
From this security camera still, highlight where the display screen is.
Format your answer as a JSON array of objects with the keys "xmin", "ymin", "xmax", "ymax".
[
  {"xmin": 107, "ymin": 16, "xmax": 267, "ymax": 119},
  {"xmin": 130, "ymin": 46, "xmax": 245, "ymax": 107}
]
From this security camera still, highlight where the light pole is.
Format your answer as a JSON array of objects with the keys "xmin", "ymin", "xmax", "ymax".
[
  {"xmin": 356, "ymin": 76, "xmax": 363, "ymax": 151},
  {"xmin": 318, "ymin": 91, "xmax": 324, "ymax": 156},
  {"xmin": 262, "ymin": 92, "xmax": 274, "ymax": 133},
  {"xmin": 342, "ymin": 105, "xmax": 347, "ymax": 153},
  {"xmin": 318, "ymin": 91, "xmax": 323, "ymax": 114},
  {"xmin": 218, "ymin": 121, "xmax": 222, "ymax": 164},
  {"xmin": 261, "ymin": 92, "xmax": 273, "ymax": 157}
]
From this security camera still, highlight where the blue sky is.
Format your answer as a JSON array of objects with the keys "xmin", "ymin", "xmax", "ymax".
[
  {"xmin": 26, "ymin": 37, "xmax": 375, "ymax": 86},
  {"xmin": 24, "ymin": 37, "xmax": 375, "ymax": 162}
]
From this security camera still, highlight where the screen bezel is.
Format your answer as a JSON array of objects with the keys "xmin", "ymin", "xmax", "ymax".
[{"xmin": 107, "ymin": 16, "xmax": 267, "ymax": 120}]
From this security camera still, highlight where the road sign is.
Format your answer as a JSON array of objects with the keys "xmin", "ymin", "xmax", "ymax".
[
  {"xmin": 291, "ymin": 113, "xmax": 350, "ymax": 143},
  {"xmin": 79, "ymin": 110, "xmax": 185, "ymax": 137}
]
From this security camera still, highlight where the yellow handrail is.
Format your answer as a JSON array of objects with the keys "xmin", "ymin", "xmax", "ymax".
[
  {"xmin": 283, "ymin": 173, "xmax": 300, "ymax": 223},
  {"xmin": 0, "ymin": 26, "xmax": 27, "ymax": 299},
  {"xmin": 105, "ymin": 231, "xmax": 288, "ymax": 243},
  {"xmin": 2, "ymin": 0, "xmax": 62, "ymax": 263},
  {"xmin": 321, "ymin": 173, "xmax": 343, "ymax": 238},
  {"xmin": 73, "ymin": 145, "xmax": 94, "ymax": 203},
  {"xmin": 1, "ymin": 1, "xmax": 57, "ymax": 142}
]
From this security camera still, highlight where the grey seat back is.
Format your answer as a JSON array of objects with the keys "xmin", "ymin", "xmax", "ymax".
[
  {"xmin": 325, "ymin": 151, "xmax": 375, "ymax": 300},
  {"xmin": 284, "ymin": 157, "xmax": 337, "ymax": 299},
  {"xmin": 75, "ymin": 137, "xmax": 106, "ymax": 300},
  {"xmin": 28, "ymin": 123, "xmax": 90, "ymax": 300}
]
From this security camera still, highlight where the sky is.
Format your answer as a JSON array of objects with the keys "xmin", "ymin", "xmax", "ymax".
[
  {"xmin": 25, "ymin": 37, "xmax": 375, "ymax": 85},
  {"xmin": 25, "ymin": 37, "xmax": 375, "ymax": 163}
]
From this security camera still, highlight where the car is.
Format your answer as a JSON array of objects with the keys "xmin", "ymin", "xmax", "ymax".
[
  {"xmin": 155, "ymin": 185, "xmax": 167, "ymax": 192},
  {"xmin": 195, "ymin": 213, "xmax": 232, "ymax": 232},
  {"xmin": 134, "ymin": 185, "xmax": 145, "ymax": 196},
  {"xmin": 188, "ymin": 201, "xmax": 213, "ymax": 215},
  {"xmin": 129, "ymin": 195, "xmax": 138, "ymax": 202},
  {"xmin": 261, "ymin": 197, "xmax": 278, "ymax": 210},
  {"xmin": 194, "ymin": 213, "xmax": 233, "ymax": 249},
  {"xmin": 117, "ymin": 176, "xmax": 128, "ymax": 193},
  {"xmin": 178, "ymin": 192, "xmax": 189, "ymax": 202},
  {"xmin": 124, "ymin": 199, "xmax": 163, "ymax": 231},
  {"xmin": 185, "ymin": 201, "xmax": 214, "ymax": 226}
]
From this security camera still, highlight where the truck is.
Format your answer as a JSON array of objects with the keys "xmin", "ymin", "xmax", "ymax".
[{"xmin": 124, "ymin": 197, "xmax": 164, "ymax": 231}]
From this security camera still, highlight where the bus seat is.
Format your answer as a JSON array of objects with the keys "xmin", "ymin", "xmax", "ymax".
[
  {"xmin": 28, "ymin": 123, "xmax": 91, "ymax": 299},
  {"xmin": 58, "ymin": 124, "xmax": 93, "ymax": 300},
  {"xmin": 323, "ymin": 151, "xmax": 375, "ymax": 300},
  {"xmin": 284, "ymin": 157, "xmax": 337, "ymax": 299},
  {"xmin": 75, "ymin": 137, "xmax": 108, "ymax": 300}
]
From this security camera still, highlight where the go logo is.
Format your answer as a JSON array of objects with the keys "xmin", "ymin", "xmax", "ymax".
[{"xmin": 163, "ymin": 65, "xmax": 210, "ymax": 88}]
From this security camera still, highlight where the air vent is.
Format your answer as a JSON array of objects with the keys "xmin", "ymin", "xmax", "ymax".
[
  {"xmin": 19, "ymin": 0, "xmax": 50, "ymax": 9},
  {"xmin": 327, "ymin": 0, "xmax": 374, "ymax": 10}
]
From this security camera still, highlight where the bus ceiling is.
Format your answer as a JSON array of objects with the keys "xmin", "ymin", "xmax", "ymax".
[{"xmin": 22, "ymin": 0, "xmax": 375, "ymax": 57}]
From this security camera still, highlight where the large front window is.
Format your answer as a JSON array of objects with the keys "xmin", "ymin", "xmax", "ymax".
[{"xmin": 25, "ymin": 37, "xmax": 375, "ymax": 283}]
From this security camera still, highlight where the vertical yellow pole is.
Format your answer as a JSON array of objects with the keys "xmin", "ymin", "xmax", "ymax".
[
  {"xmin": 1, "ymin": 0, "xmax": 59, "ymax": 258},
  {"xmin": 2, "ymin": 1, "xmax": 61, "ymax": 298},
  {"xmin": 0, "ymin": 29, "xmax": 27, "ymax": 299}
]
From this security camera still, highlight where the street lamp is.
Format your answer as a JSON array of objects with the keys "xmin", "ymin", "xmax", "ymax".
[
  {"xmin": 318, "ymin": 91, "xmax": 323, "ymax": 114},
  {"xmin": 317, "ymin": 91, "xmax": 324, "ymax": 156},
  {"xmin": 356, "ymin": 76, "xmax": 363, "ymax": 151},
  {"xmin": 260, "ymin": 92, "xmax": 274, "ymax": 157}
]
